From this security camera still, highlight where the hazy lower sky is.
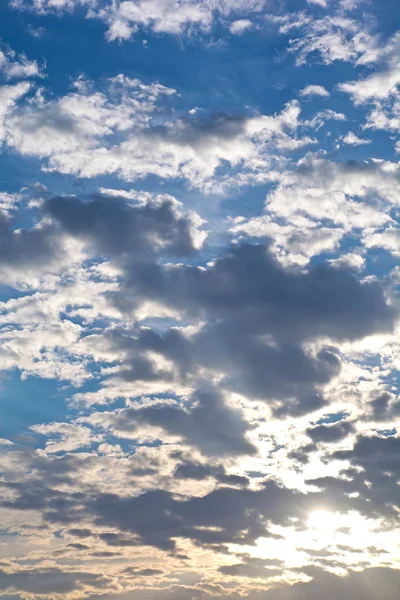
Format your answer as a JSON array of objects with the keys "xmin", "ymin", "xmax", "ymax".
[{"xmin": 0, "ymin": 0, "xmax": 399, "ymax": 598}]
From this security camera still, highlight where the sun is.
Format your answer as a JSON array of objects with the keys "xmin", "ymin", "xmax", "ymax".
[
  {"xmin": 306, "ymin": 509, "xmax": 375, "ymax": 549},
  {"xmin": 307, "ymin": 509, "xmax": 343, "ymax": 533}
]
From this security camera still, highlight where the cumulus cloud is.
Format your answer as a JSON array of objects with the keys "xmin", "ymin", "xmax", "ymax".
[
  {"xmin": 0, "ymin": 81, "xmax": 30, "ymax": 143},
  {"xmin": 0, "ymin": 210, "xmax": 58, "ymax": 268},
  {"xmin": 0, "ymin": 47, "xmax": 40, "ymax": 80},
  {"xmin": 3, "ymin": 78, "xmax": 310, "ymax": 191},
  {"xmin": 65, "ymin": 242, "xmax": 396, "ymax": 416},
  {"xmin": 45, "ymin": 192, "xmax": 205, "ymax": 257},
  {"xmin": 306, "ymin": 419, "xmax": 354, "ymax": 443},
  {"xmin": 342, "ymin": 131, "xmax": 371, "ymax": 145},
  {"xmin": 86, "ymin": 387, "xmax": 257, "ymax": 457},
  {"xmin": 232, "ymin": 154, "xmax": 400, "ymax": 262}
]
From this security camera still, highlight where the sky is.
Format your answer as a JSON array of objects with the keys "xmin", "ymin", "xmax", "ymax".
[{"xmin": 0, "ymin": 0, "xmax": 399, "ymax": 598}]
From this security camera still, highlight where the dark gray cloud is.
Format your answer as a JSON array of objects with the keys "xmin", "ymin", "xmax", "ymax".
[
  {"xmin": 368, "ymin": 392, "xmax": 400, "ymax": 421},
  {"xmin": 306, "ymin": 420, "xmax": 354, "ymax": 443},
  {"xmin": 306, "ymin": 435, "xmax": 400, "ymax": 521},
  {"xmin": 90, "ymin": 480, "xmax": 306, "ymax": 551},
  {"xmin": 109, "ymin": 387, "xmax": 257, "ymax": 457},
  {"xmin": 219, "ymin": 555, "xmax": 284, "ymax": 579},
  {"xmin": 86, "ymin": 567, "xmax": 400, "ymax": 600},
  {"xmin": 335, "ymin": 435, "xmax": 400, "ymax": 477},
  {"xmin": 263, "ymin": 567, "xmax": 400, "ymax": 600},
  {"xmin": 0, "ymin": 212, "xmax": 57, "ymax": 267},
  {"xmin": 120, "ymin": 244, "xmax": 396, "ymax": 342},
  {"xmin": 99, "ymin": 243, "xmax": 396, "ymax": 412},
  {"xmin": 45, "ymin": 193, "xmax": 199, "ymax": 258},
  {"xmin": 144, "ymin": 112, "xmax": 247, "ymax": 149},
  {"xmin": 172, "ymin": 457, "xmax": 249, "ymax": 487},
  {"xmin": 119, "ymin": 322, "xmax": 340, "ymax": 410},
  {"xmin": 0, "ymin": 190, "xmax": 200, "ymax": 272},
  {"xmin": 122, "ymin": 567, "xmax": 163, "ymax": 577},
  {"xmin": 1, "ymin": 459, "xmax": 310, "ymax": 553},
  {"xmin": 0, "ymin": 567, "xmax": 108, "ymax": 595}
]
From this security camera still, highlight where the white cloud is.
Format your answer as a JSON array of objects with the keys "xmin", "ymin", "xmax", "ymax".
[
  {"xmin": 102, "ymin": 0, "xmax": 266, "ymax": 41},
  {"xmin": 305, "ymin": 109, "xmax": 347, "ymax": 130},
  {"xmin": 2, "ymin": 76, "xmax": 314, "ymax": 191},
  {"xmin": 339, "ymin": 33, "xmax": 400, "ymax": 103},
  {"xmin": 362, "ymin": 227, "xmax": 400, "ymax": 256},
  {"xmin": 231, "ymin": 154, "xmax": 400, "ymax": 263},
  {"xmin": 10, "ymin": 0, "xmax": 94, "ymax": 12},
  {"xmin": 12, "ymin": 0, "xmax": 267, "ymax": 41},
  {"xmin": 339, "ymin": 66, "xmax": 400, "ymax": 103},
  {"xmin": 229, "ymin": 19, "xmax": 253, "ymax": 35},
  {"xmin": 0, "ymin": 47, "xmax": 40, "ymax": 80},
  {"xmin": 307, "ymin": 0, "xmax": 328, "ymax": 7},
  {"xmin": 338, "ymin": 34, "xmax": 400, "ymax": 149},
  {"xmin": 0, "ymin": 437, "xmax": 13, "ymax": 445},
  {"xmin": 31, "ymin": 422, "xmax": 99, "ymax": 453},
  {"xmin": 342, "ymin": 131, "xmax": 371, "ymax": 145},
  {"xmin": 0, "ymin": 191, "xmax": 20, "ymax": 212},
  {"xmin": 0, "ymin": 82, "xmax": 30, "ymax": 143},
  {"xmin": 6, "ymin": 75, "xmax": 176, "ymax": 158},
  {"xmin": 300, "ymin": 85, "xmax": 330, "ymax": 98},
  {"xmin": 287, "ymin": 14, "xmax": 380, "ymax": 66}
]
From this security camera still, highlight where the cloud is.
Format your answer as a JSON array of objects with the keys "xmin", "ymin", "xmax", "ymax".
[
  {"xmin": 64, "ymin": 567, "xmax": 400, "ymax": 600},
  {"xmin": 0, "ymin": 566, "xmax": 109, "ymax": 596},
  {"xmin": 219, "ymin": 555, "xmax": 283, "ymax": 578},
  {"xmin": 306, "ymin": 420, "xmax": 354, "ymax": 443},
  {"xmin": 284, "ymin": 13, "xmax": 379, "ymax": 66},
  {"xmin": 1, "ymin": 0, "xmax": 400, "ymax": 595},
  {"xmin": 70, "ymin": 242, "xmax": 396, "ymax": 414},
  {"xmin": 12, "ymin": 0, "xmax": 267, "ymax": 42},
  {"xmin": 5, "ymin": 74, "xmax": 176, "ymax": 161},
  {"xmin": 88, "ymin": 387, "xmax": 257, "ymax": 457},
  {"xmin": 367, "ymin": 392, "xmax": 400, "ymax": 422},
  {"xmin": 0, "ymin": 47, "xmax": 40, "ymax": 81},
  {"xmin": 0, "ymin": 189, "xmax": 206, "ymax": 383},
  {"xmin": 80, "ymin": 480, "xmax": 307, "ymax": 551},
  {"xmin": 2, "ymin": 75, "xmax": 313, "ymax": 191},
  {"xmin": 10, "ymin": 0, "xmax": 93, "ymax": 12},
  {"xmin": 342, "ymin": 131, "xmax": 371, "ymax": 145},
  {"xmin": 339, "ymin": 32, "xmax": 400, "ymax": 103},
  {"xmin": 229, "ymin": 19, "xmax": 253, "ymax": 35},
  {"xmin": 0, "ymin": 82, "xmax": 30, "ymax": 143},
  {"xmin": 173, "ymin": 458, "xmax": 249, "ymax": 487},
  {"xmin": 45, "ymin": 192, "xmax": 205, "ymax": 258},
  {"xmin": 232, "ymin": 155, "xmax": 400, "ymax": 262},
  {"xmin": 262, "ymin": 567, "xmax": 400, "ymax": 600},
  {"xmin": 339, "ymin": 66, "xmax": 400, "ymax": 103},
  {"xmin": 362, "ymin": 227, "xmax": 400, "ymax": 256},
  {"xmin": 0, "ymin": 210, "xmax": 58, "ymax": 268},
  {"xmin": 31, "ymin": 422, "xmax": 99, "ymax": 453},
  {"xmin": 307, "ymin": 0, "xmax": 328, "ymax": 6},
  {"xmin": 299, "ymin": 85, "xmax": 330, "ymax": 98},
  {"xmin": 336, "ymin": 434, "xmax": 400, "ymax": 478},
  {"xmin": 120, "ymin": 243, "xmax": 395, "ymax": 343}
]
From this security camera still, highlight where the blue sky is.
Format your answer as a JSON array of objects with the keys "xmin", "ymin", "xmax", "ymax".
[{"xmin": 0, "ymin": 0, "xmax": 400, "ymax": 598}]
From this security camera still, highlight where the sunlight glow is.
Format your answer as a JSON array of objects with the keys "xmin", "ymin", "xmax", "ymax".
[{"xmin": 307, "ymin": 509, "xmax": 342, "ymax": 532}]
